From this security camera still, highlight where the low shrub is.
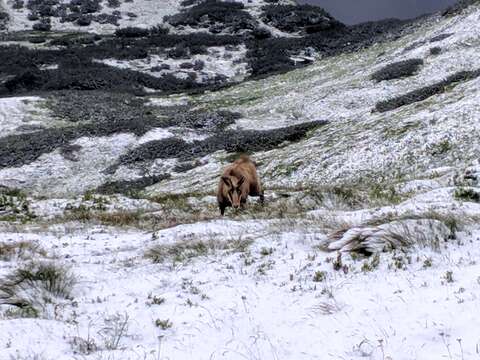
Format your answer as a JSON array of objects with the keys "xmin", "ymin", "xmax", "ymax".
[
  {"xmin": 261, "ymin": 4, "xmax": 341, "ymax": 33},
  {"xmin": 115, "ymin": 27, "xmax": 150, "ymax": 38},
  {"xmin": 371, "ymin": 58, "xmax": 424, "ymax": 82},
  {"xmin": 0, "ymin": 261, "xmax": 76, "ymax": 316},
  {"xmin": 375, "ymin": 69, "xmax": 480, "ymax": 112},
  {"xmin": 454, "ymin": 187, "xmax": 480, "ymax": 202}
]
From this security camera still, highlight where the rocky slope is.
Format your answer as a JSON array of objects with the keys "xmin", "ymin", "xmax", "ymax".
[{"xmin": 1, "ymin": 1, "xmax": 480, "ymax": 359}]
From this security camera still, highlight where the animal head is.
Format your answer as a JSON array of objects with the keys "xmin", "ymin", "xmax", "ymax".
[{"xmin": 221, "ymin": 175, "xmax": 245, "ymax": 209}]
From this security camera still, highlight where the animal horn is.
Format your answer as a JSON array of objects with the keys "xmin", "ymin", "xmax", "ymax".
[
  {"xmin": 221, "ymin": 176, "xmax": 232, "ymax": 186},
  {"xmin": 238, "ymin": 176, "xmax": 245, "ymax": 186}
]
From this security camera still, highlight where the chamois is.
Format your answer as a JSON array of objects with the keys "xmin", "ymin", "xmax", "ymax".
[{"xmin": 217, "ymin": 155, "xmax": 264, "ymax": 216}]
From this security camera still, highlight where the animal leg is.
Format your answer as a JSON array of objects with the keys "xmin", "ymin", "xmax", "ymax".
[
  {"xmin": 259, "ymin": 191, "xmax": 265, "ymax": 205},
  {"xmin": 250, "ymin": 183, "xmax": 264, "ymax": 205},
  {"xmin": 219, "ymin": 204, "xmax": 226, "ymax": 216}
]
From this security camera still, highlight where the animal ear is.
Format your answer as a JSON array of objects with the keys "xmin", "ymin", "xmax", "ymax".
[
  {"xmin": 237, "ymin": 176, "xmax": 245, "ymax": 186},
  {"xmin": 221, "ymin": 176, "xmax": 232, "ymax": 186}
]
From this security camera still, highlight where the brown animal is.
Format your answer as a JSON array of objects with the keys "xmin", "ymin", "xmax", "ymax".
[{"xmin": 217, "ymin": 155, "xmax": 264, "ymax": 215}]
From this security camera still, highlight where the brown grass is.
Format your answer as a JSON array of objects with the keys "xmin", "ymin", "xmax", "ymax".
[{"xmin": 0, "ymin": 241, "xmax": 46, "ymax": 261}]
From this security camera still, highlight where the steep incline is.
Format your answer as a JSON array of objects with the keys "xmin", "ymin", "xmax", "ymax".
[{"xmin": 1, "ymin": 2, "xmax": 480, "ymax": 360}]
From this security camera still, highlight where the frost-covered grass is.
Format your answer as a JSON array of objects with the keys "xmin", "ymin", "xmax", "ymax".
[{"xmin": 1, "ymin": 197, "xmax": 480, "ymax": 359}]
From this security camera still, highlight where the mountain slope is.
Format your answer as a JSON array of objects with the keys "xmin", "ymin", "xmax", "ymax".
[{"xmin": 1, "ymin": 1, "xmax": 480, "ymax": 360}]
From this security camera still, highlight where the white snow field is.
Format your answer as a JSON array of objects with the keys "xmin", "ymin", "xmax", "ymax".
[
  {"xmin": 0, "ymin": 0, "xmax": 294, "ymax": 34},
  {"xmin": 1, "ymin": 2, "xmax": 480, "ymax": 360},
  {"xmin": 1, "ymin": 0, "xmax": 181, "ymax": 33}
]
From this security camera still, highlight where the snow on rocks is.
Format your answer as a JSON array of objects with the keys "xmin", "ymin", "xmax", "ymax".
[{"xmin": 95, "ymin": 45, "xmax": 249, "ymax": 84}]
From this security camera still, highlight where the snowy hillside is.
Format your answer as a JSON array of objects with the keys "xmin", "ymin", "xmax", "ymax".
[{"xmin": 1, "ymin": 0, "xmax": 480, "ymax": 359}]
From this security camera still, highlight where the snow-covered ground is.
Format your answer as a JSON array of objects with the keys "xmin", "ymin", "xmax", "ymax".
[
  {"xmin": 0, "ymin": 0, "xmax": 288, "ymax": 34},
  {"xmin": 2, "ymin": 2, "xmax": 480, "ymax": 360},
  {"xmin": 1, "ymin": 195, "xmax": 480, "ymax": 360},
  {"xmin": 95, "ymin": 45, "xmax": 249, "ymax": 84},
  {"xmin": 1, "ymin": 0, "xmax": 181, "ymax": 33}
]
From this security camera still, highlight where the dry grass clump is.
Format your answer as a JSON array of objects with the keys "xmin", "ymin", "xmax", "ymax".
[
  {"xmin": 146, "ymin": 237, "xmax": 252, "ymax": 264},
  {"xmin": 454, "ymin": 187, "xmax": 480, "ymax": 203},
  {"xmin": 0, "ymin": 188, "xmax": 35, "ymax": 222},
  {"xmin": 0, "ymin": 241, "xmax": 46, "ymax": 261},
  {"xmin": 0, "ymin": 261, "xmax": 76, "ymax": 317},
  {"xmin": 63, "ymin": 205, "xmax": 144, "ymax": 227},
  {"xmin": 325, "ymin": 217, "xmax": 454, "ymax": 255}
]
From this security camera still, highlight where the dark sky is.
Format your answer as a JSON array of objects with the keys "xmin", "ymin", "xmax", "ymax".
[{"xmin": 297, "ymin": 0, "xmax": 457, "ymax": 24}]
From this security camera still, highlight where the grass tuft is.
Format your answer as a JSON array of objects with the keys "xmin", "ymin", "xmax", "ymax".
[
  {"xmin": 146, "ymin": 237, "xmax": 252, "ymax": 264},
  {"xmin": 0, "ymin": 261, "xmax": 76, "ymax": 316}
]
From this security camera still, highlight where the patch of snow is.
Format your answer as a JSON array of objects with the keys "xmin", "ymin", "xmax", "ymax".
[
  {"xmin": 0, "ymin": 96, "xmax": 50, "ymax": 137},
  {"xmin": 3, "ymin": 0, "xmax": 181, "ymax": 33}
]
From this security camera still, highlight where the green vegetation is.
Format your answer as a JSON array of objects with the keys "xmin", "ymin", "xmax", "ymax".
[
  {"xmin": 260, "ymin": 247, "xmax": 274, "ymax": 256},
  {"xmin": 368, "ymin": 183, "xmax": 402, "ymax": 205},
  {"xmin": 313, "ymin": 271, "xmax": 326, "ymax": 282},
  {"xmin": 155, "ymin": 319, "xmax": 173, "ymax": 330},
  {"xmin": 443, "ymin": 270, "xmax": 454, "ymax": 283},
  {"xmin": 361, "ymin": 253, "xmax": 380, "ymax": 272},
  {"xmin": 454, "ymin": 187, "xmax": 480, "ymax": 203},
  {"xmin": 0, "ymin": 261, "xmax": 76, "ymax": 317},
  {"xmin": 430, "ymin": 139, "xmax": 452, "ymax": 156},
  {"xmin": 0, "ymin": 188, "xmax": 35, "ymax": 222}
]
